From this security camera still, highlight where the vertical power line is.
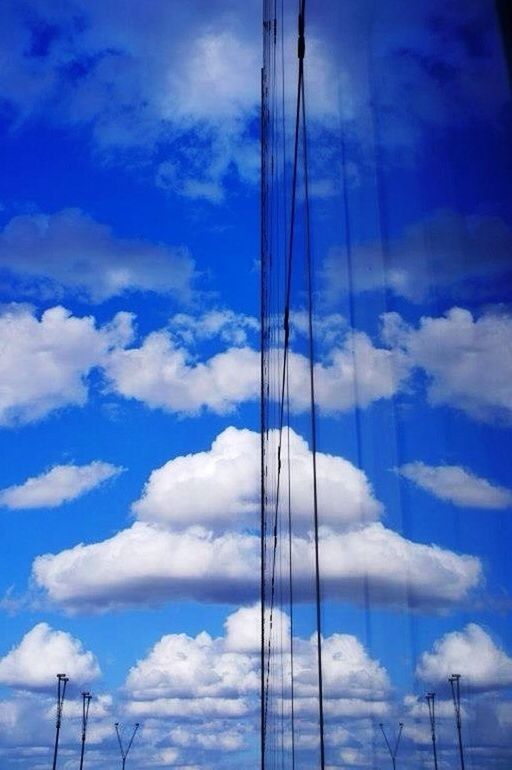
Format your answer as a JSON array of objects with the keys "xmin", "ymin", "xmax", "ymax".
[{"xmin": 51, "ymin": 673, "xmax": 69, "ymax": 770}]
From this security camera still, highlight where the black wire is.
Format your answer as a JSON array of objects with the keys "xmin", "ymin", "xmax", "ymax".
[{"xmin": 300, "ymin": 41, "xmax": 326, "ymax": 770}]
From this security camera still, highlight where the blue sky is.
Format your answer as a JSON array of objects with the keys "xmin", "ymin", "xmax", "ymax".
[{"xmin": 0, "ymin": 0, "xmax": 511, "ymax": 768}]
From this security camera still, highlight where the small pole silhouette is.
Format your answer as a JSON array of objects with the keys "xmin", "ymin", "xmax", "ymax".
[
  {"xmin": 79, "ymin": 691, "xmax": 92, "ymax": 770},
  {"xmin": 425, "ymin": 692, "xmax": 439, "ymax": 770},
  {"xmin": 52, "ymin": 673, "xmax": 69, "ymax": 770},
  {"xmin": 449, "ymin": 674, "xmax": 466, "ymax": 770},
  {"xmin": 379, "ymin": 722, "xmax": 404, "ymax": 770},
  {"xmin": 115, "ymin": 722, "xmax": 140, "ymax": 770}
]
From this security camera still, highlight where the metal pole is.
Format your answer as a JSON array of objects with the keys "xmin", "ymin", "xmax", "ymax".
[
  {"xmin": 426, "ymin": 692, "xmax": 439, "ymax": 770},
  {"xmin": 115, "ymin": 722, "xmax": 140, "ymax": 769},
  {"xmin": 449, "ymin": 674, "xmax": 465, "ymax": 770},
  {"xmin": 52, "ymin": 673, "xmax": 69, "ymax": 770},
  {"xmin": 380, "ymin": 722, "xmax": 404, "ymax": 770},
  {"xmin": 79, "ymin": 691, "xmax": 92, "ymax": 770}
]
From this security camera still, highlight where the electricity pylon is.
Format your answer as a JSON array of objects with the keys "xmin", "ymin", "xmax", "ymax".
[
  {"xmin": 449, "ymin": 674, "xmax": 466, "ymax": 770},
  {"xmin": 379, "ymin": 721, "xmax": 404, "ymax": 770},
  {"xmin": 425, "ymin": 692, "xmax": 439, "ymax": 770},
  {"xmin": 79, "ymin": 691, "xmax": 92, "ymax": 770},
  {"xmin": 52, "ymin": 673, "xmax": 69, "ymax": 770},
  {"xmin": 115, "ymin": 722, "xmax": 140, "ymax": 770}
]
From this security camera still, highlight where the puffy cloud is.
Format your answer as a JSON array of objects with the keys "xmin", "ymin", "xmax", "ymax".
[
  {"xmin": 416, "ymin": 624, "xmax": 512, "ymax": 691},
  {"xmin": 287, "ymin": 332, "xmax": 410, "ymax": 413},
  {"xmin": 0, "ymin": 623, "xmax": 100, "ymax": 690},
  {"xmin": 32, "ymin": 521, "xmax": 481, "ymax": 613},
  {"xmin": 0, "ymin": 461, "xmax": 123, "ymax": 509},
  {"xmin": 0, "ymin": 209, "xmax": 195, "ymax": 302},
  {"xmin": 133, "ymin": 426, "xmax": 382, "ymax": 532},
  {"xmin": 323, "ymin": 211, "xmax": 512, "ymax": 303},
  {"xmin": 121, "ymin": 605, "xmax": 392, "ymax": 769},
  {"xmin": 398, "ymin": 462, "xmax": 512, "ymax": 509},
  {"xmin": 0, "ymin": 304, "xmax": 133, "ymax": 426},
  {"xmin": 106, "ymin": 325, "xmax": 409, "ymax": 417},
  {"xmin": 383, "ymin": 307, "xmax": 512, "ymax": 423},
  {"xmin": 126, "ymin": 633, "xmax": 257, "ymax": 702},
  {"xmin": 0, "ymin": 691, "xmax": 114, "ymax": 761},
  {"xmin": 225, "ymin": 605, "xmax": 289, "ymax": 655},
  {"xmin": 125, "ymin": 604, "xmax": 388, "ymax": 712},
  {"xmin": 292, "ymin": 632, "xmax": 390, "ymax": 701},
  {"xmin": 105, "ymin": 333, "xmax": 260, "ymax": 415}
]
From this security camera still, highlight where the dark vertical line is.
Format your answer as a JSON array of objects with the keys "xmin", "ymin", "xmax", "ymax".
[
  {"xmin": 300, "ymin": 54, "xmax": 326, "ymax": 770},
  {"xmin": 496, "ymin": 0, "xmax": 512, "ymax": 86},
  {"xmin": 261, "ymin": 52, "xmax": 267, "ymax": 770}
]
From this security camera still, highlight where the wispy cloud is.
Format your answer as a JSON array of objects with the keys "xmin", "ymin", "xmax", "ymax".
[
  {"xmin": 398, "ymin": 462, "xmax": 512, "ymax": 509},
  {"xmin": 0, "ymin": 461, "xmax": 124, "ymax": 510}
]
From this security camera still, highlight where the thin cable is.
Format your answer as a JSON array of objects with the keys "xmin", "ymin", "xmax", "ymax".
[
  {"xmin": 300, "ymin": 37, "xmax": 326, "ymax": 769},
  {"xmin": 263, "ymin": 0, "xmax": 306, "ymax": 753}
]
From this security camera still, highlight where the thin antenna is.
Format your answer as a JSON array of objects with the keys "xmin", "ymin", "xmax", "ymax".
[
  {"xmin": 425, "ymin": 692, "xmax": 439, "ymax": 770},
  {"xmin": 115, "ymin": 722, "xmax": 140, "ymax": 770},
  {"xmin": 449, "ymin": 674, "xmax": 466, "ymax": 770},
  {"xmin": 79, "ymin": 691, "xmax": 92, "ymax": 770},
  {"xmin": 52, "ymin": 673, "xmax": 69, "ymax": 770},
  {"xmin": 379, "ymin": 722, "xmax": 404, "ymax": 770}
]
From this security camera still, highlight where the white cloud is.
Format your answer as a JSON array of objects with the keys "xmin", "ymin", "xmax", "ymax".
[
  {"xmin": 120, "ymin": 606, "xmax": 393, "ymax": 769},
  {"xmin": 106, "ymin": 324, "xmax": 409, "ymax": 417},
  {"xmin": 416, "ymin": 624, "xmax": 512, "ymax": 691},
  {"xmin": 0, "ymin": 0, "xmax": 262, "ymax": 199},
  {"xmin": 287, "ymin": 332, "xmax": 410, "ymax": 413},
  {"xmin": 169, "ymin": 310, "xmax": 258, "ymax": 347},
  {"xmin": 292, "ymin": 632, "xmax": 390, "ymax": 701},
  {"xmin": 398, "ymin": 462, "xmax": 512, "ymax": 509},
  {"xmin": 133, "ymin": 426, "xmax": 382, "ymax": 532},
  {"xmin": 126, "ymin": 632, "xmax": 257, "ymax": 702},
  {"xmin": 125, "ymin": 604, "xmax": 388, "ymax": 721},
  {"xmin": 0, "ymin": 304, "xmax": 132, "ymax": 426},
  {"xmin": 0, "ymin": 691, "xmax": 114, "ymax": 759},
  {"xmin": 225, "ymin": 605, "xmax": 289, "ymax": 655},
  {"xmin": 0, "ymin": 461, "xmax": 123, "ymax": 509},
  {"xmin": 323, "ymin": 211, "xmax": 512, "ymax": 303},
  {"xmin": 32, "ymin": 521, "xmax": 481, "ymax": 613},
  {"xmin": 383, "ymin": 307, "xmax": 512, "ymax": 423},
  {"xmin": 105, "ymin": 333, "xmax": 260, "ymax": 415},
  {"xmin": 0, "ymin": 209, "xmax": 195, "ymax": 302},
  {"xmin": 0, "ymin": 623, "xmax": 100, "ymax": 690}
]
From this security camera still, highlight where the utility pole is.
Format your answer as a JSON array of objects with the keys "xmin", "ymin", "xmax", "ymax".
[
  {"xmin": 425, "ymin": 692, "xmax": 439, "ymax": 770},
  {"xmin": 379, "ymin": 722, "xmax": 404, "ymax": 770},
  {"xmin": 115, "ymin": 722, "xmax": 140, "ymax": 770},
  {"xmin": 79, "ymin": 691, "xmax": 92, "ymax": 770},
  {"xmin": 52, "ymin": 673, "xmax": 69, "ymax": 770},
  {"xmin": 449, "ymin": 674, "xmax": 465, "ymax": 770}
]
